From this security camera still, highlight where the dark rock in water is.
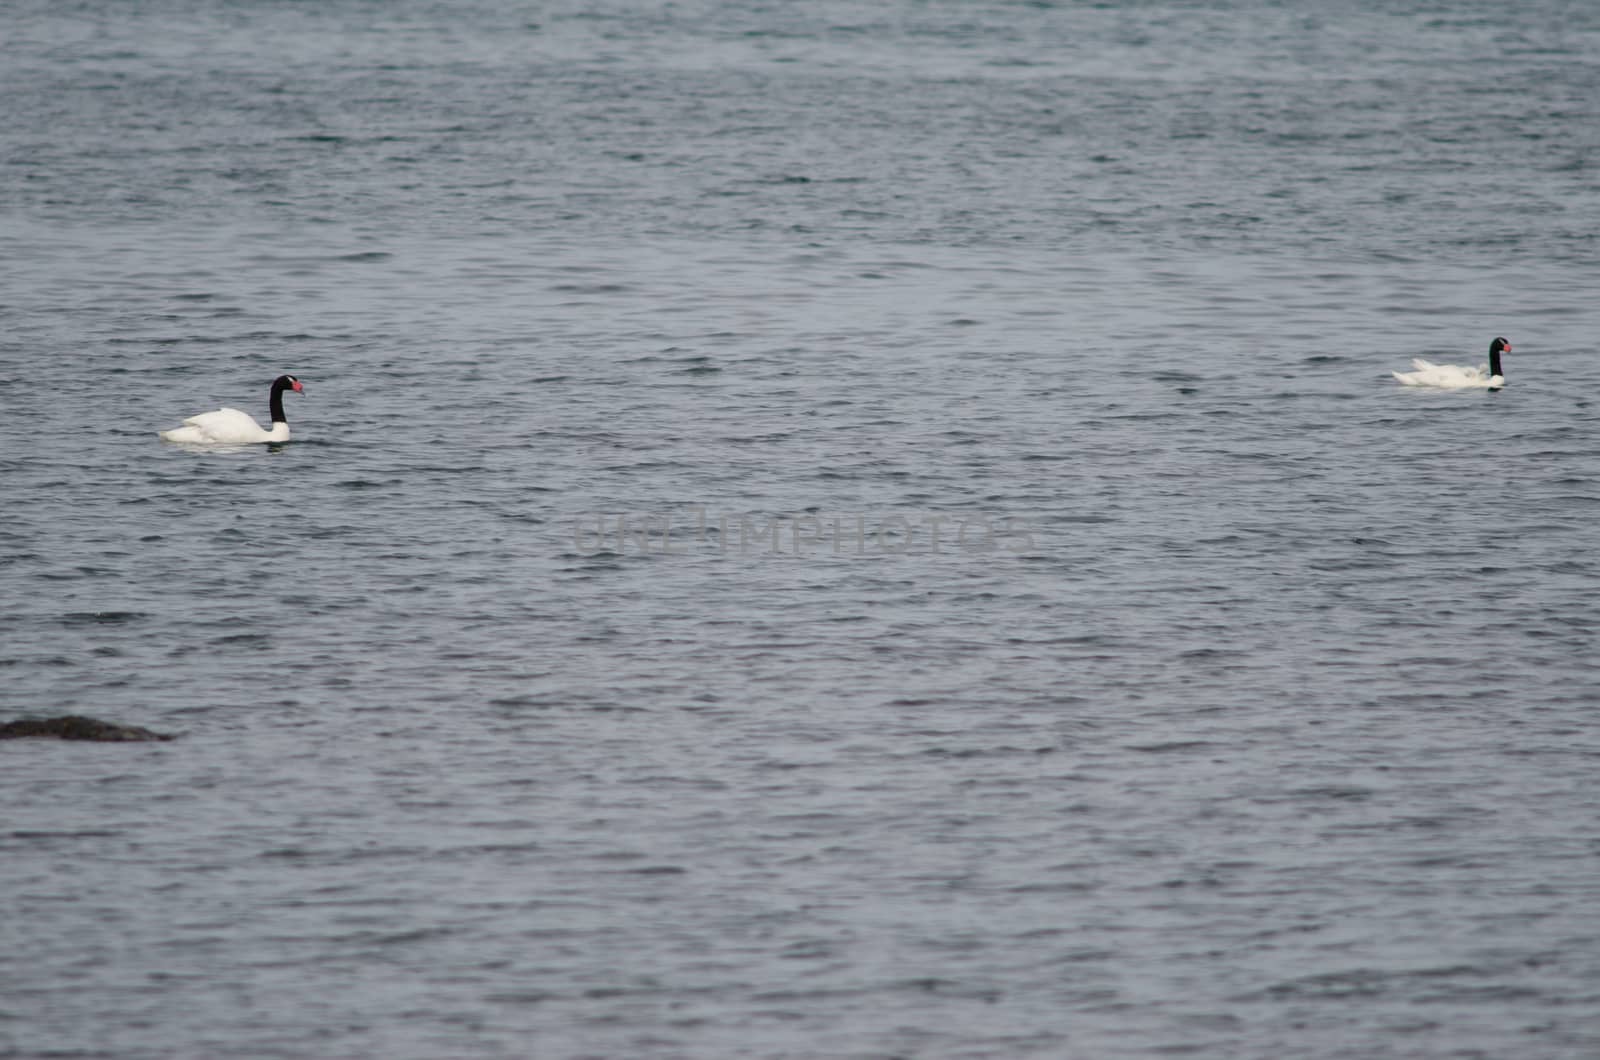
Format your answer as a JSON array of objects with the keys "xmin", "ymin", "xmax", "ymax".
[{"xmin": 0, "ymin": 715, "xmax": 175, "ymax": 742}]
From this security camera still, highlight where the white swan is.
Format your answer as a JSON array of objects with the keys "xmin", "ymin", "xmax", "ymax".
[
  {"xmin": 159, "ymin": 374, "xmax": 305, "ymax": 444},
  {"xmin": 1393, "ymin": 337, "xmax": 1510, "ymax": 389}
]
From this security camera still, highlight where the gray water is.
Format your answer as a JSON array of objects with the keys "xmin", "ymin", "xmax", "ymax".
[{"xmin": 4, "ymin": 2, "xmax": 1600, "ymax": 1057}]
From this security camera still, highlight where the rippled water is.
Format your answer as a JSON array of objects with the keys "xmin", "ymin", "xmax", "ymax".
[{"xmin": 4, "ymin": 2, "xmax": 1600, "ymax": 1057}]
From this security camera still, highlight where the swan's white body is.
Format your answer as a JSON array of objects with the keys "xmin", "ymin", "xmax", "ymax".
[
  {"xmin": 159, "ymin": 408, "xmax": 289, "ymax": 444},
  {"xmin": 1391, "ymin": 358, "xmax": 1503, "ymax": 389}
]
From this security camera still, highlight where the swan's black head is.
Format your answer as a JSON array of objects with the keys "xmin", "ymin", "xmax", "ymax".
[
  {"xmin": 267, "ymin": 375, "xmax": 304, "ymax": 424},
  {"xmin": 1486, "ymin": 338, "xmax": 1510, "ymax": 383}
]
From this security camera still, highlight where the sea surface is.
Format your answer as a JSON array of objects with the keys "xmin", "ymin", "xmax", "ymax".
[{"xmin": 3, "ymin": 2, "xmax": 1600, "ymax": 1057}]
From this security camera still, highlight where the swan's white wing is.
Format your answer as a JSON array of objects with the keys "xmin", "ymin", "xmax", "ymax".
[
  {"xmin": 1393, "ymin": 360, "xmax": 1494, "ymax": 389},
  {"xmin": 182, "ymin": 407, "xmax": 255, "ymax": 429},
  {"xmin": 1393, "ymin": 358, "xmax": 1437, "ymax": 385},
  {"xmin": 160, "ymin": 407, "xmax": 269, "ymax": 444}
]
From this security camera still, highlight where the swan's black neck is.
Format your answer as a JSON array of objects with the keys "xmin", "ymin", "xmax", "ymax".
[
  {"xmin": 1488, "ymin": 348, "xmax": 1503, "ymax": 378},
  {"xmin": 269, "ymin": 379, "xmax": 291, "ymax": 425}
]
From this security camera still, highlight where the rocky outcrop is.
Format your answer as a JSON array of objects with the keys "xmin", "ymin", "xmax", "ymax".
[{"xmin": 0, "ymin": 716, "xmax": 175, "ymax": 742}]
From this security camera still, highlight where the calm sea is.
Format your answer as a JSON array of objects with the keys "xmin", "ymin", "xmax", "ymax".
[{"xmin": 3, "ymin": 1, "xmax": 1599, "ymax": 1057}]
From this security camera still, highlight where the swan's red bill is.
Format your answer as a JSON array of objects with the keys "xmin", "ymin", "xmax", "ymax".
[{"xmin": 291, "ymin": 380, "xmax": 305, "ymax": 393}]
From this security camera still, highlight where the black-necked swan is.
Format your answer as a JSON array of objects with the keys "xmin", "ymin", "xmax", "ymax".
[
  {"xmin": 159, "ymin": 374, "xmax": 305, "ymax": 444},
  {"xmin": 1393, "ymin": 337, "xmax": 1511, "ymax": 389}
]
